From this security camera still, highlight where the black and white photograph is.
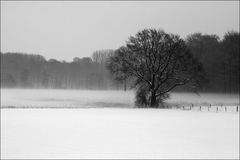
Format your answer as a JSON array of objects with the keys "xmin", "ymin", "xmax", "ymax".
[{"xmin": 0, "ymin": 1, "xmax": 239, "ymax": 159}]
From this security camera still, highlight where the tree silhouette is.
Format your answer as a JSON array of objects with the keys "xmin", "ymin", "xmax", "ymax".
[{"xmin": 107, "ymin": 29, "xmax": 205, "ymax": 108}]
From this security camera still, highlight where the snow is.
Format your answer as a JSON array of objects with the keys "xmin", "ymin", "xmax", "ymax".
[
  {"xmin": 1, "ymin": 89, "xmax": 239, "ymax": 159},
  {"xmin": 1, "ymin": 109, "xmax": 239, "ymax": 159}
]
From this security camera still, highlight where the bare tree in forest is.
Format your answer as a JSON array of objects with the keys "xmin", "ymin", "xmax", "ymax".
[
  {"xmin": 107, "ymin": 29, "xmax": 205, "ymax": 108},
  {"xmin": 186, "ymin": 31, "xmax": 240, "ymax": 93},
  {"xmin": 92, "ymin": 49, "xmax": 124, "ymax": 90},
  {"xmin": 185, "ymin": 33, "xmax": 220, "ymax": 92},
  {"xmin": 20, "ymin": 69, "xmax": 31, "ymax": 87},
  {"xmin": 221, "ymin": 31, "xmax": 240, "ymax": 94},
  {"xmin": 92, "ymin": 49, "xmax": 115, "ymax": 64}
]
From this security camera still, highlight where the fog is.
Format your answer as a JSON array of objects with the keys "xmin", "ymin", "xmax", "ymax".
[{"xmin": 1, "ymin": 89, "xmax": 239, "ymax": 108}]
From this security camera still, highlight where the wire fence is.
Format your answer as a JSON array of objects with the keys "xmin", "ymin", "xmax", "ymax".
[{"xmin": 170, "ymin": 104, "xmax": 239, "ymax": 113}]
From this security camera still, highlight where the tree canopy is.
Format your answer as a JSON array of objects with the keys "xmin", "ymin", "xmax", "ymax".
[{"xmin": 107, "ymin": 29, "xmax": 205, "ymax": 108}]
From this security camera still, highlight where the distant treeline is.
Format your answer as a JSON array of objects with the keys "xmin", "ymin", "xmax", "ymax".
[
  {"xmin": 1, "ymin": 50, "xmax": 123, "ymax": 90},
  {"xmin": 1, "ymin": 31, "xmax": 239, "ymax": 93},
  {"xmin": 186, "ymin": 31, "xmax": 239, "ymax": 93}
]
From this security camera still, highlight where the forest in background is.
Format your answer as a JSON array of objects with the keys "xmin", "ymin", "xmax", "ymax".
[
  {"xmin": 1, "ymin": 31, "xmax": 239, "ymax": 93},
  {"xmin": 1, "ymin": 50, "xmax": 120, "ymax": 90}
]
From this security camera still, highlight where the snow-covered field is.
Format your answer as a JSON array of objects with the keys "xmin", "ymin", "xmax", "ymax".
[
  {"xmin": 1, "ymin": 109, "xmax": 239, "ymax": 159},
  {"xmin": 1, "ymin": 89, "xmax": 239, "ymax": 159}
]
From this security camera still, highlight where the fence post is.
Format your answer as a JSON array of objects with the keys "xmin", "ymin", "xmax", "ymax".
[
  {"xmin": 216, "ymin": 106, "xmax": 218, "ymax": 112},
  {"xmin": 200, "ymin": 106, "xmax": 201, "ymax": 111},
  {"xmin": 225, "ymin": 106, "xmax": 227, "ymax": 112},
  {"xmin": 237, "ymin": 105, "xmax": 239, "ymax": 112},
  {"xmin": 208, "ymin": 104, "xmax": 211, "ymax": 111}
]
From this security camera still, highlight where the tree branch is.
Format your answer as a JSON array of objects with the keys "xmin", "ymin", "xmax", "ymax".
[{"xmin": 156, "ymin": 82, "xmax": 185, "ymax": 97}]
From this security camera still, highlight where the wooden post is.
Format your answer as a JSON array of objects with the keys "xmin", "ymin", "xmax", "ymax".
[
  {"xmin": 237, "ymin": 105, "xmax": 239, "ymax": 112},
  {"xmin": 208, "ymin": 104, "xmax": 211, "ymax": 111},
  {"xmin": 200, "ymin": 106, "xmax": 201, "ymax": 111},
  {"xmin": 216, "ymin": 106, "xmax": 218, "ymax": 112},
  {"xmin": 225, "ymin": 106, "xmax": 227, "ymax": 112}
]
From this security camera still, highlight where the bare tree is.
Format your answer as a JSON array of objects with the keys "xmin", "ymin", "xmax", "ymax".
[
  {"xmin": 221, "ymin": 31, "xmax": 240, "ymax": 94},
  {"xmin": 92, "ymin": 49, "xmax": 115, "ymax": 64},
  {"xmin": 107, "ymin": 29, "xmax": 205, "ymax": 108}
]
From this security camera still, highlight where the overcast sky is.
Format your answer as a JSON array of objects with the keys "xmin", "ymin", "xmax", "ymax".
[{"xmin": 1, "ymin": 1, "xmax": 239, "ymax": 61}]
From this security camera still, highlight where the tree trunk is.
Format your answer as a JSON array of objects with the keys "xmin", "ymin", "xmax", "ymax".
[
  {"xmin": 124, "ymin": 78, "xmax": 127, "ymax": 91},
  {"xmin": 150, "ymin": 92, "xmax": 158, "ymax": 108}
]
